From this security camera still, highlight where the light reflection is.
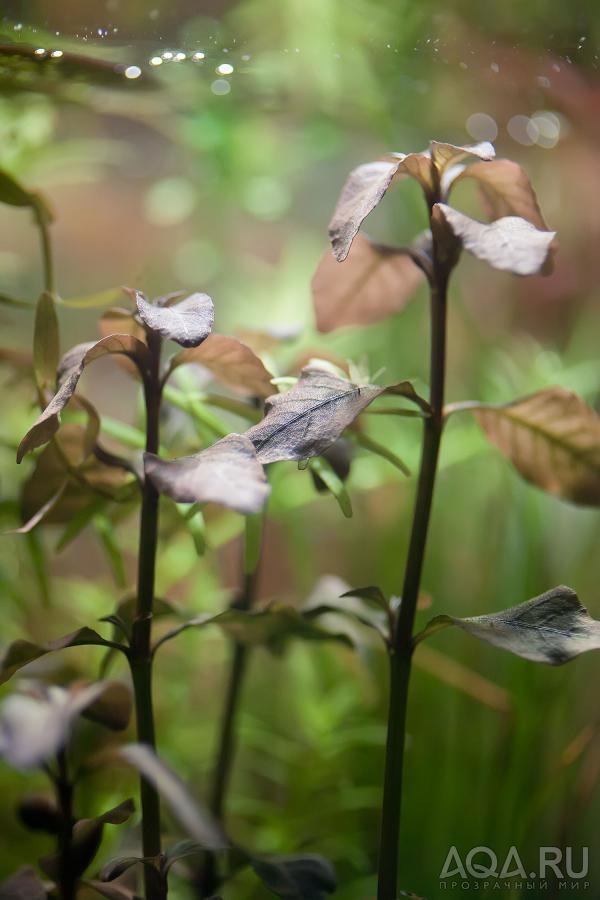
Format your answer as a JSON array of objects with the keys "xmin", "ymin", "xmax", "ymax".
[{"xmin": 216, "ymin": 63, "xmax": 234, "ymax": 75}]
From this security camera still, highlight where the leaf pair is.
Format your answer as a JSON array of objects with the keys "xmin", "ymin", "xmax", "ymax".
[
  {"xmin": 145, "ymin": 366, "xmax": 421, "ymax": 515},
  {"xmin": 313, "ymin": 139, "xmax": 555, "ymax": 332}
]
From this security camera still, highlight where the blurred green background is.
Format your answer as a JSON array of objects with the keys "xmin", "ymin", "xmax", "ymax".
[{"xmin": 0, "ymin": 1, "xmax": 599, "ymax": 898}]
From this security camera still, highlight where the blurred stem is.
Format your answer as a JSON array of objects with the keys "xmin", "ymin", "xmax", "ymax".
[
  {"xmin": 377, "ymin": 236, "xmax": 449, "ymax": 898},
  {"xmin": 198, "ymin": 517, "xmax": 263, "ymax": 898},
  {"xmin": 55, "ymin": 750, "xmax": 75, "ymax": 900},
  {"xmin": 129, "ymin": 330, "xmax": 166, "ymax": 900},
  {"xmin": 34, "ymin": 206, "xmax": 55, "ymax": 295}
]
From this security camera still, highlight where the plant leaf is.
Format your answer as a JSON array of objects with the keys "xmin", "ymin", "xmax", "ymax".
[
  {"xmin": 118, "ymin": 744, "xmax": 228, "ymax": 850},
  {"xmin": 133, "ymin": 291, "xmax": 214, "ymax": 348},
  {"xmin": 33, "ymin": 291, "xmax": 59, "ymax": 390},
  {"xmin": 145, "ymin": 433, "xmax": 270, "ymax": 515},
  {"xmin": 163, "ymin": 839, "xmax": 205, "ymax": 872},
  {"xmin": 429, "ymin": 140, "xmax": 495, "ymax": 171},
  {"xmin": 17, "ymin": 335, "xmax": 150, "ymax": 462},
  {"xmin": 0, "ymin": 169, "xmax": 35, "ymax": 208},
  {"xmin": 10, "ymin": 481, "xmax": 68, "ymax": 533},
  {"xmin": 418, "ymin": 586, "xmax": 600, "ymax": 666},
  {"xmin": 81, "ymin": 680, "xmax": 132, "ymax": 731},
  {"xmin": 473, "ymin": 387, "xmax": 600, "ymax": 505},
  {"xmin": 453, "ymin": 158, "xmax": 549, "ymax": 229},
  {"xmin": 0, "ymin": 628, "xmax": 125, "ymax": 685},
  {"xmin": 169, "ymin": 334, "xmax": 274, "ymax": 397},
  {"xmin": 246, "ymin": 366, "xmax": 409, "ymax": 465},
  {"xmin": 250, "ymin": 853, "xmax": 336, "ymax": 900},
  {"xmin": 308, "ymin": 456, "xmax": 353, "ymax": 518},
  {"xmin": 311, "ymin": 233, "xmax": 423, "ymax": 332},
  {"xmin": 434, "ymin": 204, "xmax": 555, "ymax": 276},
  {"xmin": 0, "ymin": 866, "xmax": 47, "ymax": 900}
]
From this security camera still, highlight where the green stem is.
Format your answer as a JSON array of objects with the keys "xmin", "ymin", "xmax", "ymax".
[
  {"xmin": 35, "ymin": 206, "xmax": 55, "ymax": 296},
  {"xmin": 377, "ymin": 264, "xmax": 449, "ymax": 899},
  {"xmin": 55, "ymin": 750, "xmax": 76, "ymax": 900},
  {"xmin": 129, "ymin": 330, "xmax": 166, "ymax": 900}
]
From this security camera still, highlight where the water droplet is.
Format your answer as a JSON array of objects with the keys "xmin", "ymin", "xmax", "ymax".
[
  {"xmin": 34, "ymin": 48, "xmax": 46, "ymax": 56},
  {"xmin": 211, "ymin": 78, "xmax": 231, "ymax": 95},
  {"xmin": 466, "ymin": 112, "xmax": 498, "ymax": 141},
  {"xmin": 162, "ymin": 51, "xmax": 174, "ymax": 60},
  {"xmin": 50, "ymin": 50, "xmax": 64, "ymax": 59},
  {"xmin": 241, "ymin": 53, "xmax": 251, "ymax": 61},
  {"xmin": 149, "ymin": 56, "xmax": 163, "ymax": 66},
  {"xmin": 124, "ymin": 65, "xmax": 142, "ymax": 80},
  {"xmin": 174, "ymin": 51, "xmax": 186, "ymax": 62},
  {"xmin": 192, "ymin": 51, "xmax": 205, "ymax": 61},
  {"xmin": 507, "ymin": 115, "xmax": 536, "ymax": 146},
  {"xmin": 14, "ymin": 23, "xmax": 23, "ymax": 31},
  {"xmin": 216, "ymin": 62, "xmax": 234, "ymax": 75}
]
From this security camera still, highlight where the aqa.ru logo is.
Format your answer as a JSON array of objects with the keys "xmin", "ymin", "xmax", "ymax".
[{"xmin": 439, "ymin": 846, "xmax": 589, "ymax": 890}]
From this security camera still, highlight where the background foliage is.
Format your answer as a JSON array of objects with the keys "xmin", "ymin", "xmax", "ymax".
[{"xmin": 0, "ymin": 1, "xmax": 598, "ymax": 897}]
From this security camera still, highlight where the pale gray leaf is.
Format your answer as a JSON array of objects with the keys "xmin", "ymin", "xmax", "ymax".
[
  {"xmin": 118, "ymin": 744, "xmax": 228, "ymax": 850},
  {"xmin": 134, "ymin": 291, "xmax": 214, "ymax": 347},
  {"xmin": 144, "ymin": 433, "xmax": 270, "ymax": 515},
  {"xmin": 246, "ymin": 366, "xmax": 405, "ymax": 464},
  {"xmin": 421, "ymin": 586, "xmax": 600, "ymax": 665},
  {"xmin": 435, "ymin": 204, "xmax": 555, "ymax": 275}
]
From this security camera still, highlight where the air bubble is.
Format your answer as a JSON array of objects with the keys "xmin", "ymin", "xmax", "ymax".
[
  {"xmin": 211, "ymin": 79, "xmax": 231, "ymax": 95},
  {"xmin": 216, "ymin": 63, "xmax": 234, "ymax": 75},
  {"xmin": 50, "ymin": 50, "xmax": 64, "ymax": 58},
  {"xmin": 124, "ymin": 65, "xmax": 142, "ymax": 79}
]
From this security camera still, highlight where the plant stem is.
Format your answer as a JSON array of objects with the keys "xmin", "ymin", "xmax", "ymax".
[
  {"xmin": 55, "ymin": 750, "xmax": 76, "ymax": 900},
  {"xmin": 130, "ymin": 330, "xmax": 165, "ymax": 900},
  {"xmin": 198, "ymin": 557, "xmax": 261, "ymax": 897},
  {"xmin": 377, "ymin": 260, "xmax": 449, "ymax": 899},
  {"xmin": 35, "ymin": 206, "xmax": 55, "ymax": 296}
]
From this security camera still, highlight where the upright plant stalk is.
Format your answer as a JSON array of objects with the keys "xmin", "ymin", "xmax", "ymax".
[
  {"xmin": 34, "ymin": 203, "xmax": 55, "ymax": 296},
  {"xmin": 55, "ymin": 749, "xmax": 76, "ymax": 900},
  {"xmin": 129, "ymin": 329, "xmax": 165, "ymax": 900},
  {"xmin": 377, "ymin": 207, "xmax": 450, "ymax": 899},
  {"xmin": 198, "ymin": 521, "xmax": 262, "ymax": 897}
]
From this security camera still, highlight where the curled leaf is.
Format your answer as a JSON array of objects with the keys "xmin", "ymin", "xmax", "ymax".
[
  {"xmin": 118, "ymin": 744, "xmax": 227, "ymax": 850},
  {"xmin": 17, "ymin": 335, "xmax": 150, "ymax": 463},
  {"xmin": 429, "ymin": 140, "xmax": 495, "ymax": 172},
  {"xmin": 472, "ymin": 387, "xmax": 600, "ymax": 505},
  {"xmin": 246, "ymin": 366, "xmax": 410, "ymax": 465},
  {"xmin": 145, "ymin": 433, "xmax": 270, "ymax": 515},
  {"xmin": 169, "ymin": 334, "xmax": 274, "ymax": 397},
  {"xmin": 417, "ymin": 586, "xmax": 600, "ymax": 666},
  {"xmin": 435, "ymin": 204, "xmax": 555, "ymax": 276},
  {"xmin": 133, "ymin": 291, "xmax": 214, "ymax": 348},
  {"xmin": 311, "ymin": 233, "xmax": 424, "ymax": 332}
]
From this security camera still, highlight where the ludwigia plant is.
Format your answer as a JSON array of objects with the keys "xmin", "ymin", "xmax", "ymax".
[
  {"xmin": 1, "ymin": 134, "xmax": 599, "ymax": 900},
  {"xmin": 311, "ymin": 140, "xmax": 600, "ymax": 898}
]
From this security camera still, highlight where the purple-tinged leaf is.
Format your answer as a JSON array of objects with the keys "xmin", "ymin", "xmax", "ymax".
[
  {"xmin": 0, "ymin": 866, "xmax": 47, "ymax": 900},
  {"xmin": 246, "ymin": 366, "xmax": 415, "ymax": 465},
  {"xmin": 429, "ymin": 140, "xmax": 495, "ymax": 171},
  {"xmin": 17, "ymin": 335, "xmax": 150, "ymax": 463},
  {"xmin": 417, "ymin": 586, "xmax": 600, "ymax": 666},
  {"xmin": 145, "ymin": 433, "xmax": 270, "ymax": 515},
  {"xmin": 311, "ymin": 233, "xmax": 424, "ymax": 332},
  {"xmin": 169, "ymin": 334, "xmax": 274, "ymax": 397},
  {"xmin": 434, "ymin": 204, "xmax": 555, "ymax": 276},
  {"xmin": 118, "ymin": 744, "xmax": 228, "ymax": 850},
  {"xmin": 133, "ymin": 291, "xmax": 214, "ymax": 348}
]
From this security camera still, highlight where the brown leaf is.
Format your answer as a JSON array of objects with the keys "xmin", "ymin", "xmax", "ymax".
[
  {"xmin": 145, "ymin": 433, "xmax": 270, "ymax": 515},
  {"xmin": 429, "ymin": 140, "xmax": 495, "ymax": 171},
  {"xmin": 133, "ymin": 291, "xmax": 214, "ymax": 348},
  {"xmin": 17, "ymin": 335, "xmax": 150, "ymax": 463},
  {"xmin": 473, "ymin": 387, "xmax": 600, "ymax": 505},
  {"xmin": 169, "ymin": 334, "xmax": 274, "ymax": 398},
  {"xmin": 328, "ymin": 159, "xmax": 405, "ymax": 262},
  {"xmin": 246, "ymin": 366, "xmax": 413, "ymax": 464},
  {"xmin": 81, "ymin": 680, "xmax": 132, "ymax": 731},
  {"xmin": 434, "ymin": 204, "xmax": 555, "ymax": 276},
  {"xmin": 311, "ymin": 233, "xmax": 423, "ymax": 332},
  {"xmin": 98, "ymin": 308, "xmax": 146, "ymax": 377}
]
